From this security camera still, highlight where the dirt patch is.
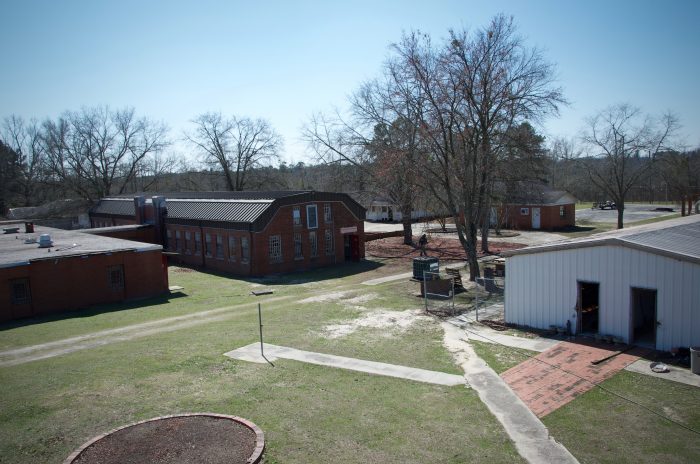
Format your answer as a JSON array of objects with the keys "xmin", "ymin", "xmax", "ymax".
[
  {"xmin": 69, "ymin": 415, "xmax": 261, "ymax": 464},
  {"xmin": 170, "ymin": 266, "xmax": 196, "ymax": 273},
  {"xmin": 299, "ymin": 291, "xmax": 349, "ymax": 303},
  {"xmin": 323, "ymin": 309, "xmax": 430, "ymax": 339},
  {"xmin": 365, "ymin": 236, "xmax": 525, "ymax": 261}
]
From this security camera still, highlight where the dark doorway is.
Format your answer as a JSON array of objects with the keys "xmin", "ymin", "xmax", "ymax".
[
  {"xmin": 631, "ymin": 288, "xmax": 657, "ymax": 346},
  {"xmin": 344, "ymin": 235, "xmax": 351, "ymax": 260},
  {"xmin": 577, "ymin": 281, "xmax": 599, "ymax": 334},
  {"xmin": 388, "ymin": 207, "xmax": 394, "ymax": 222}
]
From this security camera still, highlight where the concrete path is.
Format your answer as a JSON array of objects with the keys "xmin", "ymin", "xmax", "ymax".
[
  {"xmin": 0, "ymin": 296, "xmax": 291, "ymax": 367},
  {"xmin": 441, "ymin": 321, "xmax": 579, "ymax": 464},
  {"xmin": 625, "ymin": 359, "xmax": 700, "ymax": 387},
  {"xmin": 224, "ymin": 343, "xmax": 466, "ymax": 386}
]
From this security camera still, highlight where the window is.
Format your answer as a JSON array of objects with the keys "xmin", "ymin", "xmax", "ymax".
[
  {"xmin": 11, "ymin": 279, "xmax": 31, "ymax": 305},
  {"xmin": 309, "ymin": 231, "xmax": 318, "ymax": 258},
  {"xmin": 324, "ymin": 203, "xmax": 332, "ymax": 223},
  {"xmin": 195, "ymin": 232, "xmax": 202, "ymax": 253},
  {"xmin": 293, "ymin": 206, "xmax": 301, "ymax": 226},
  {"xmin": 269, "ymin": 235, "xmax": 282, "ymax": 263},
  {"xmin": 216, "ymin": 234, "xmax": 224, "ymax": 259},
  {"xmin": 166, "ymin": 229, "xmax": 172, "ymax": 250},
  {"xmin": 306, "ymin": 204, "xmax": 318, "ymax": 229},
  {"xmin": 324, "ymin": 229, "xmax": 334, "ymax": 255},
  {"xmin": 520, "ymin": 208, "xmax": 529, "ymax": 215},
  {"xmin": 228, "ymin": 236, "xmax": 237, "ymax": 261},
  {"xmin": 107, "ymin": 265, "xmax": 124, "ymax": 292},
  {"xmin": 175, "ymin": 230, "xmax": 181, "ymax": 251},
  {"xmin": 205, "ymin": 233, "xmax": 212, "ymax": 257},
  {"xmin": 294, "ymin": 233, "xmax": 303, "ymax": 260},
  {"xmin": 560, "ymin": 206, "xmax": 566, "ymax": 217},
  {"xmin": 241, "ymin": 237, "xmax": 250, "ymax": 263},
  {"xmin": 184, "ymin": 231, "xmax": 191, "ymax": 254}
]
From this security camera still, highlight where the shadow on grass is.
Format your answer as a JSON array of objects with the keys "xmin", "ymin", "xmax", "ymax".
[
  {"xmin": 169, "ymin": 259, "xmax": 385, "ymax": 287},
  {"xmin": 0, "ymin": 291, "xmax": 187, "ymax": 332}
]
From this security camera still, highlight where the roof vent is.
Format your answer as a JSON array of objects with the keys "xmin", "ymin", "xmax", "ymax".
[{"xmin": 38, "ymin": 234, "xmax": 53, "ymax": 248}]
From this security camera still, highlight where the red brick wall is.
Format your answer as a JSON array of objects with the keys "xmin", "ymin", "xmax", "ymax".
[
  {"xmin": 164, "ymin": 200, "xmax": 364, "ymax": 277},
  {"xmin": 0, "ymin": 250, "xmax": 168, "ymax": 323},
  {"xmin": 503, "ymin": 204, "xmax": 575, "ymax": 230}
]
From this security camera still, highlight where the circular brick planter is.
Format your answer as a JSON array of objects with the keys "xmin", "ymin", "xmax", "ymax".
[{"xmin": 64, "ymin": 413, "xmax": 264, "ymax": 464}]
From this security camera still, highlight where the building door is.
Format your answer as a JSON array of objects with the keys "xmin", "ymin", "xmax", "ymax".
[
  {"xmin": 531, "ymin": 208, "xmax": 541, "ymax": 229},
  {"xmin": 577, "ymin": 281, "xmax": 599, "ymax": 334},
  {"xmin": 631, "ymin": 288, "xmax": 657, "ymax": 347}
]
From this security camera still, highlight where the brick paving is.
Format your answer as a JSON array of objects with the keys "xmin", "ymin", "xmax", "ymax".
[{"xmin": 501, "ymin": 340, "xmax": 645, "ymax": 417}]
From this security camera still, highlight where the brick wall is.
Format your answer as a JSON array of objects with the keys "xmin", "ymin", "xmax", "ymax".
[
  {"xmin": 503, "ymin": 204, "xmax": 575, "ymax": 230},
  {"xmin": 1, "ymin": 250, "xmax": 168, "ymax": 323},
  {"xmin": 164, "ymin": 200, "xmax": 364, "ymax": 277}
]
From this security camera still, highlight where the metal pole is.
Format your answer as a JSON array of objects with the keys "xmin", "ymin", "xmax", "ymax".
[{"xmin": 258, "ymin": 303, "xmax": 264, "ymax": 358}]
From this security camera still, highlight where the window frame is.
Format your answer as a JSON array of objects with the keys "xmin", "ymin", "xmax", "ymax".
[
  {"xmin": 10, "ymin": 278, "xmax": 31, "ymax": 305},
  {"xmin": 184, "ymin": 231, "xmax": 191, "ymax": 254},
  {"xmin": 195, "ymin": 232, "xmax": 202, "ymax": 253},
  {"xmin": 228, "ymin": 236, "xmax": 237, "ymax": 262},
  {"xmin": 294, "ymin": 232, "xmax": 303, "ymax": 260},
  {"xmin": 269, "ymin": 235, "xmax": 283, "ymax": 263},
  {"xmin": 107, "ymin": 265, "xmax": 125, "ymax": 292},
  {"xmin": 324, "ymin": 228, "xmax": 334, "ymax": 256},
  {"xmin": 205, "ymin": 233, "xmax": 212, "ymax": 257},
  {"xmin": 309, "ymin": 231, "xmax": 318, "ymax": 258},
  {"xmin": 293, "ymin": 206, "xmax": 301, "ymax": 226},
  {"xmin": 306, "ymin": 204, "xmax": 318, "ymax": 229},
  {"xmin": 241, "ymin": 237, "xmax": 250, "ymax": 263},
  {"xmin": 520, "ymin": 207, "xmax": 530, "ymax": 215},
  {"xmin": 324, "ymin": 203, "xmax": 332, "ymax": 223},
  {"xmin": 215, "ymin": 234, "xmax": 224, "ymax": 259}
]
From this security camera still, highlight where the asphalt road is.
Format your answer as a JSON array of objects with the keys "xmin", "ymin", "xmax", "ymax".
[{"xmin": 575, "ymin": 203, "xmax": 677, "ymax": 224}]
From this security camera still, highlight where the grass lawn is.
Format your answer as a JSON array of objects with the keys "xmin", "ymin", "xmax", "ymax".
[
  {"xmin": 470, "ymin": 335, "xmax": 700, "ymax": 464},
  {"xmin": 0, "ymin": 262, "xmax": 524, "ymax": 464}
]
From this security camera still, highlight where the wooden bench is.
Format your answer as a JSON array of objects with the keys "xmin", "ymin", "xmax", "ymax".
[{"xmin": 445, "ymin": 268, "xmax": 464, "ymax": 290}]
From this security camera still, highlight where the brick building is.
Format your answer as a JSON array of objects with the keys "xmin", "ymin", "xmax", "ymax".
[
  {"xmin": 90, "ymin": 191, "xmax": 366, "ymax": 276},
  {"xmin": 499, "ymin": 184, "xmax": 576, "ymax": 231},
  {"xmin": 1, "ymin": 223, "xmax": 168, "ymax": 323}
]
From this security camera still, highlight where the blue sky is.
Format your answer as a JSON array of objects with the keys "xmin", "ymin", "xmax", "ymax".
[{"xmin": 2, "ymin": 0, "xmax": 699, "ymax": 163}]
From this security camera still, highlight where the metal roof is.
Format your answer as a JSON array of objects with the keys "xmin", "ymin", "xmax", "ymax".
[
  {"xmin": 165, "ymin": 199, "xmax": 273, "ymax": 223},
  {"xmin": 90, "ymin": 191, "xmax": 366, "ymax": 231},
  {"xmin": 91, "ymin": 198, "xmax": 135, "ymax": 217},
  {"xmin": 503, "ymin": 215, "xmax": 700, "ymax": 264},
  {"xmin": 0, "ymin": 223, "xmax": 161, "ymax": 269}
]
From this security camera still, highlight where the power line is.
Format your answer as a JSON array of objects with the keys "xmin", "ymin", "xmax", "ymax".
[{"xmin": 456, "ymin": 321, "xmax": 700, "ymax": 436}]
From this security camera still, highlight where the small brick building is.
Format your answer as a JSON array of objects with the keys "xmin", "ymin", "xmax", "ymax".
[
  {"xmin": 1, "ymin": 223, "xmax": 168, "ymax": 323},
  {"xmin": 500, "ymin": 186, "xmax": 576, "ymax": 231},
  {"xmin": 90, "ymin": 191, "xmax": 366, "ymax": 276}
]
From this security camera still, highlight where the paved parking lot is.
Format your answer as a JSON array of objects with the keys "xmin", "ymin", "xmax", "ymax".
[{"xmin": 576, "ymin": 203, "xmax": 677, "ymax": 224}]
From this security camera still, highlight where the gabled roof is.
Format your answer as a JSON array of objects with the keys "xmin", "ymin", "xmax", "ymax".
[
  {"xmin": 91, "ymin": 191, "xmax": 366, "ymax": 232},
  {"xmin": 498, "ymin": 181, "xmax": 576, "ymax": 206},
  {"xmin": 503, "ymin": 215, "xmax": 700, "ymax": 264}
]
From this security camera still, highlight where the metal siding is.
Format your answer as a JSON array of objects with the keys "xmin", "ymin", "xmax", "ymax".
[{"xmin": 506, "ymin": 244, "xmax": 700, "ymax": 351}]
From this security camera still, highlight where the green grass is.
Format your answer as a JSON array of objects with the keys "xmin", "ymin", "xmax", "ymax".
[
  {"xmin": 543, "ymin": 370, "xmax": 700, "ymax": 464},
  {"xmin": 0, "ymin": 262, "xmax": 524, "ymax": 464},
  {"xmin": 469, "ymin": 340, "xmax": 538, "ymax": 374}
]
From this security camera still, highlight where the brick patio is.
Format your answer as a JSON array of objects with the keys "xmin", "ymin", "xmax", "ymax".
[{"xmin": 501, "ymin": 340, "xmax": 645, "ymax": 417}]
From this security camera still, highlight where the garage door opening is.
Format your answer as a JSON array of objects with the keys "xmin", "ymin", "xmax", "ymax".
[
  {"xmin": 577, "ymin": 281, "xmax": 599, "ymax": 334},
  {"xmin": 631, "ymin": 288, "xmax": 657, "ymax": 347}
]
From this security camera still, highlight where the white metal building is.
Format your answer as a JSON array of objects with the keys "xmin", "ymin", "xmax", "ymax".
[{"xmin": 503, "ymin": 215, "xmax": 700, "ymax": 351}]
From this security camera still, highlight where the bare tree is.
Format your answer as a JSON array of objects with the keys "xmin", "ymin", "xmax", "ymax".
[
  {"xmin": 186, "ymin": 113, "xmax": 282, "ymax": 191},
  {"xmin": 659, "ymin": 148, "xmax": 700, "ymax": 215},
  {"xmin": 41, "ymin": 106, "xmax": 169, "ymax": 201},
  {"xmin": 387, "ymin": 16, "xmax": 564, "ymax": 279},
  {"xmin": 581, "ymin": 104, "xmax": 678, "ymax": 228},
  {"xmin": 1, "ymin": 115, "xmax": 47, "ymax": 206}
]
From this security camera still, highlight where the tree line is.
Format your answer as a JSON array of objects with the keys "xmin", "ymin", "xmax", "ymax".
[{"xmin": 2, "ymin": 14, "xmax": 697, "ymax": 279}]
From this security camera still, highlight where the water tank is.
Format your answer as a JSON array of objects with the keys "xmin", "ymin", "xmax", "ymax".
[
  {"xmin": 413, "ymin": 257, "xmax": 439, "ymax": 280},
  {"xmin": 38, "ymin": 234, "xmax": 53, "ymax": 248}
]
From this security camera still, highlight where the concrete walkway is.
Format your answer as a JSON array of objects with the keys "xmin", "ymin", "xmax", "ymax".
[
  {"xmin": 362, "ymin": 271, "xmax": 414, "ymax": 286},
  {"xmin": 441, "ymin": 322, "xmax": 579, "ymax": 464},
  {"xmin": 625, "ymin": 359, "xmax": 700, "ymax": 387},
  {"xmin": 224, "ymin": 343, "xmax": 466, "ymax": 386}
]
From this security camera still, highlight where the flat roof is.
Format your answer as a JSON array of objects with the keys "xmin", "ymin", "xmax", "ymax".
[
  {"xmin": 503, "ymin": 215, "xmax": 700, "ymax": 264},
  {"xmin": 0, "ymin": 223, "xmax": 161, "ymax": 269}
]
